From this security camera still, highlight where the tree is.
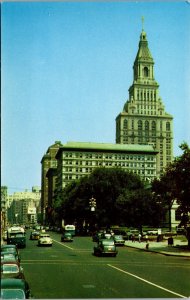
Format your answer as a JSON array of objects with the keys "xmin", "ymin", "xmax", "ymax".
[
  {"xmin": 55, "ymin": 167, "xmax": 162, "ymax": 230},
  {"xmin": 152, "ymin": 142, "xmax": 190, "ymax": 246}
]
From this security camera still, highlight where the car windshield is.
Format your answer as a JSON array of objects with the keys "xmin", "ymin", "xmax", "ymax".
[
  {"xmin": 1, "ymin": 264, "xmax": 19, "ymax": 274},
  {"xmin": 1, "ymin": 289, "xmax": 25, "ymax": 299},
  {"xmin": 115, "ymin": 235, "xmax": 123, "ymax": 239},
  {"xmin": 1, "ymin": 248, "xmax": 16, "ymax": 253},
  {"xmin": 40, "ymin": 234, "xmax": 50, "ymax": 238},
  {"xmin": 1, "ymin": 254, "xmax": 16, "ymax": 261},
  {"xmin": 102, "ymin": 240, "xmax": 115, "ymax": 246}
]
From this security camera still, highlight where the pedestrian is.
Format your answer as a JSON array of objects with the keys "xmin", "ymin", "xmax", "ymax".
[
  {"xmin": 131, "ymin": 234, "xmax": 135, "ymax": 242},
  {"xmin": 145, "ymin": 234, "xmax": 149, "ymax": 242},
  {"xmin": 138, "ymin": 233, "xmax": 142, "ymax": 243}
]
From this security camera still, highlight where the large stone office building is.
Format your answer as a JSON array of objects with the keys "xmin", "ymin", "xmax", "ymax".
[{"xmin": 55, "ymin": 141, "xmax": 158, "ymax": 190}]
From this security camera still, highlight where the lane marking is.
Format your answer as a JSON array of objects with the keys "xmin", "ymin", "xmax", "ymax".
[
  {"xmin": 107, "ymin": 264, "xmax": 187, "ymax": 298},
  {"xmin": 52, "ymin": 239, "xmax": 74, "ymax": 250}
]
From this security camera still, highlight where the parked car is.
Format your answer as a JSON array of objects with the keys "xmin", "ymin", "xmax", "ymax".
[
  {"xmin": 29, "ymin": 231, "xmax": 40, "ymax": 240},
  {"xmin": 61, "ymin": 232, "xmax": 73, "ymax": 242},
  {"xmin": 1, "ymin": 245, "xmax": 20, "ymax": 262},
  {"xmin": 1, "ymin": 253, "xmax": 19, "ymax": 264},
  {"xmin": 113, "ymin": 235, "xmax": 125, "ymax": 246},
  {"xmin": 1, "ymin": 278, "xmax": 31, "ymax": 299},
  {"xmin": 1, "ymin": 261, "xmax": 25, "ymax": 279},
  {"xmin": 38, "ymin": 233, "xmax": 53, "ymax": 246},
  {"xmin": 94, "ymin": 239, "xmax": 118, "ymax": 257},
  {"xmin": 147, "ymin": 229, "xmax": 158, "ymax": 235}
]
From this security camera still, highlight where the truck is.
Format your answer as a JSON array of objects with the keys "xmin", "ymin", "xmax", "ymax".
[{"xmin": 7, "ymin": 226, "xmax": 26, "ymax": 248}]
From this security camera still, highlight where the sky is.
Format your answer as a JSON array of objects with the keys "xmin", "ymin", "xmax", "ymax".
[{"xmin": 2, "ymin": 1, "xmax": 190, "ymax": 193}]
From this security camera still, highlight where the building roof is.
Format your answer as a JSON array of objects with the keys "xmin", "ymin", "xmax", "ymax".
[
  {"xmin": 56, "ymin": 141, "xmax": 158, "ymax": 158},
  {"xmin": 134, "ymin": 30, "xmax": 154, "ymax": 63}
]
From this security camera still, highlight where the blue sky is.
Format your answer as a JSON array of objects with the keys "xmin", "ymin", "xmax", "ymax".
[{"xmin": 2, "ymin": 1, "xmax": 190, "ymax": 193}]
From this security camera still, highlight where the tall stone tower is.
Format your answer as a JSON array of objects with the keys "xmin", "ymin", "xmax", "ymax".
[{"xmin": 116, "ymin": 27, "xmax": 173, "ymax": 177}]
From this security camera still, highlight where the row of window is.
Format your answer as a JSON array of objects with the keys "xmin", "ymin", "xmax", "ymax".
[
  {"xmin": 63, "ymin": 169, "xmax": 156, "ymax": 181},
  {"xmin": 123, "ymin": 119, "xmax": 171, "ymax": 131},
  {"xmin": 63, "ymin": 153, "xmax": 155, "ymax": 161},
  {"xmin": 63, "ymin": 161, "xmax": 155, "ymax": 170}
]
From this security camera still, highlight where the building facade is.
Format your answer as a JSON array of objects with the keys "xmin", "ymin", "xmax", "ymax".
[
  {"xmin": 116, "ymin": 29, "xmax": 173, "ymax": 176},
  {"xmin": 55, "ymin": 141, "xmax": 158, "ymax": 191},
  {"xmin": 7, "ymin": 187, "xmax": 41, "ymax": 226},
  {"xmin": 40, "ymin": 141, "xmax": 62, "ymax": 222},
  {"xmin": 1, "ymin": 186, "xmax": 8, "ymax": 237}
]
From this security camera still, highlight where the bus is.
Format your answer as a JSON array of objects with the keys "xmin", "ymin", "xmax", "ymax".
[
  {"xmin": 7, "ymin": 226, "xmax": 26, "ymax": 248},
  {"xmin": 63, "ymin": 225, "xmax": 76, "ymax": 236}
]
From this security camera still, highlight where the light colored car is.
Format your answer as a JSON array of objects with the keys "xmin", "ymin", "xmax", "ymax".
[
  {"xmin": 1, "ymin": 261, "xmax": 25, "ymax": 279},
  {"xmin": 38, "ymin": 233, "xmax": 53, "ymax": 246}
]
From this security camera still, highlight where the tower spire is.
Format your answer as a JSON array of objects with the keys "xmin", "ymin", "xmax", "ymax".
[{"xmin": 141, "ymin": 16, "xmax": 145, "ymax": 31}]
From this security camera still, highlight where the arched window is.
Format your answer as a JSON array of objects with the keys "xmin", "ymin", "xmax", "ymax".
[
  {"xmin": 138, "ymin": 120, "xmax": 142, "ymax": 130},
  {"xmin": 145, "ymin": 121, "xmax": 149, "ymax": 130},
  {"xmin": 166, "ymin": 122, "xmax": 170, "ymax": 131},
  {"xmin": 144, "ymin": 67, "xmax": 149, "ymax": 77},
  {"xmin": 152, "ymin": 121, "xmax": 156, "ymax": 130}
]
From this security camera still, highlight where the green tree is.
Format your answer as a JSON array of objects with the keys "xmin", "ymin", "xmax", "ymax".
[
  {"xmin": 56, "ymin": 167, "xmax": 162, "ymax": 230},
  {"xmin": 152, "ymin": 142, "xmax": 190, "ymax": 246}
]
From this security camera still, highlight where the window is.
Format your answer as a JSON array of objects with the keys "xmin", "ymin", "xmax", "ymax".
[
  {"xmin": 123, "ymin": 119, "xmax": 128, "ymax": 129},
  {"xmin": 144, "ymin": 67, "xmax": 149, "ymax": 77},
  {"xmin": 145, "ymin": 121, "xmax": 149, "ymax": 130},
  {"xmin": 152, "ymin": 121, "xmax": 156, "ymax": 130},
  {"xmin": 138, "ymin": 120, "xmax": 142, "ymax": 130},
  {"xmin": 166, "ymin": 122, "xmax": 170, "ymax": 131}
]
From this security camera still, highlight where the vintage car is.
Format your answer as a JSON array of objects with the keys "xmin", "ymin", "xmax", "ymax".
[
  {"xmin": 61, "ymin": 232, "xmax": 73, "ymax": 242},
  {"xmin": 1, "ymin": 253, "xmax": 20, "ymax": 264},
  {"xmin": 1, "ymin": 261, "xmax": 25, "ymax": 279},
  {"xmin": 1, "ymin": 278, "xmax": 31, "ymax": 299},
  {"xmin": 1, "ymin": 245, "xmax": 21, "ymax": 262},
  {"xmin": 29, "ymin": 231, "xmax": 40, "ymax": 240},
  {"xmin": 38, "ymin": 233, "xmax": 53, "ymax": 246},
  {"xmin": 113, "ymin": 235, "xmax": 125, "ymax": 246},
  {"xmin": 94, "ymin": 239, "xmax": 118, "ymax": 257}
]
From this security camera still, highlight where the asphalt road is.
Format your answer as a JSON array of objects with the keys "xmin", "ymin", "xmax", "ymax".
[{"xmin": 19, "ymin": 230, "xmax": 190, "ymax": 299}]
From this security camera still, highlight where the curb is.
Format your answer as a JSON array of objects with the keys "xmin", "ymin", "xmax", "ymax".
[{"xmin": 125, "ymin": 244, "xmax": 190, "ymax": 258}]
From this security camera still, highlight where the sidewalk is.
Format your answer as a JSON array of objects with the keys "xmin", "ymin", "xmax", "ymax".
[{"xmin": 124, "ymin": 239, "xmax": 190, "ymax": 257}]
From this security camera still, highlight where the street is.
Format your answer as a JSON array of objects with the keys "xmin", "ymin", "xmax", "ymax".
[{"xmin": 19, "ymin": 230, "xmax": 190, "ymax": 299}]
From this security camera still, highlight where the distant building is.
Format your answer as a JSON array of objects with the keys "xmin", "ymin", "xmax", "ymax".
[
  {"xmin": 116, "ymin": 29, "xmax": 173, "ymax": 177},
  {"xmin": 1, "ymin": 186, "xmax": 8, "ymax": 235},
  {"xmin": 7, "ymin": 187, "xmax": 41, "ymax": 225}
]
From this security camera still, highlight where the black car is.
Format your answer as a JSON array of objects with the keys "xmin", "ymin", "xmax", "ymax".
[
  {"xmin": 61, "ymin": 233, "xmax": 73, "ymax": 242},
  {"xmin": 29, "ymin": 231, "xmax": 40, "ymax": 240},
  {"xmin": 94, "ymin": 239, "xmax": 118, "ymax": 257},
  {"xmin": 1, "ymin": 278, "xmax": 31, "ymax": 299}
]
